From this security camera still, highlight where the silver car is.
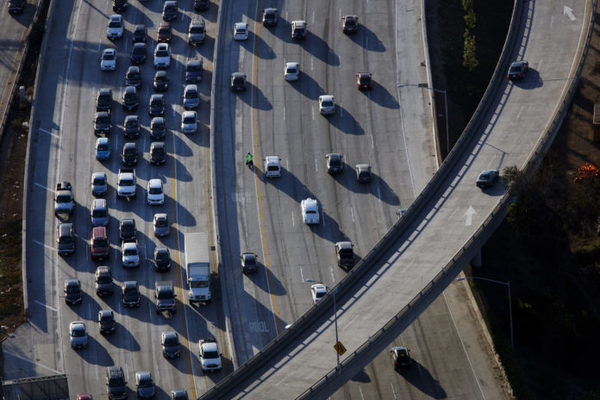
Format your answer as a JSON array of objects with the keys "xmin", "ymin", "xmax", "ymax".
[
  {"xmin": 183, "ymin": 84, "xmax": 199, "ymax": 109},
  {"xmin": 91, "ymin": 198, "xmax": 109, "ymax": 227},
  {"xmin": 153, "ymin": 213, "xmax": 169, "ymax": 237},
  {"xmin": 91, "ymin": 171, "xmax": 108, "ymax": 196},
  {"xmin": 69, "ymin": 321, "xmax": 88, "ymax": 349}
]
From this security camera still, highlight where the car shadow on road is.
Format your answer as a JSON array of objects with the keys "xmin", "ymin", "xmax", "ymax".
[
  {"xmin": 347, "ymin": 25, "xmax": 386, "ymax": 52},
  {"xmin": 243, "ymin": 261, "xmax": 286, "ymax": 296},
  {"xmin": 366, "ymin": 82, "xmax": 400, "ymax": 109},
  {"xmin": 287, "ymin": 73, "xmax": 324, "ymax": 100},
  {"xmin": 326, "ymin": 106, "xmax": 365, "ymax": 135},
  {"xmin": 511, "ymin": 68, "xmax": 543, "ymax": 90},
  {"xmin": 273, "ymin": 18, "xmax": 341, "ymax": 66},
  {"xmin": 73, "ymin": 335, "xmax": 115, "ymax": 366},
  {"xmin": 234, "ymin": 82, "xmax": 273, "ymax": 110},
  {"xmin": 396, "ymin": 361, "xmax": 447, "ymax": 399},
  {"xmin": 103, "ymin": 321, "xmax": 142, "ymax": 351},
  {"xmin": 334, "ymin": 170, "xmax": 400, "ymax": 206},
  {"xmin": 237, "ymin": 32, "xmax": 276, "ymax": 60}
]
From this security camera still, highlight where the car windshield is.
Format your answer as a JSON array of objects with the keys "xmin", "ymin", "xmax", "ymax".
[
  {"xmin": 188, "ymin": 64, "xmax": 201, "ymax": 72},
  {"xmin": 185, "ymin": 90, "xmax": 198, "ymax": 99},
  {"xmin": 139, "ymin": 378, "xmax": 152, "ymax": 387},
  {"xmin": 126, "ymin": 120, "xmax": 139, "ymax": 128},
  {"xmin": 93, "ymin": 177, "xmax": 105, "ymax": 185},
  {"xmin": 244, "ymin": 256, "xmax": 256, "ymax": 265},
  {"xmin": 120, "ymin": 178, "xmax": 133, "ymax": 186},
  {"xmin": 190, "ymin": 26, "xmax": 204, "ymax": 33},
  {"xmin": 109, "ymin": 378, "xmax": 124, "ymax": 387},
  {"xmin": 306, "ymin": 210, "xmax": 317, "ymax": 215},
  {"xmin": 233, "ymin": 77, "xmax": 244, "ymax": 84},
  {"xmin": 286, "ymin": 67, "xmax": 297, "ymax": 73},
  {"xmin": 100, "ymin": 314, "xmax": 113, "ymax": 322},
  {"xmin": 267, "ymin": 165, "xmax": 278, "ymax": 171},
  {"xmin": 159, "ymin": 27, "xmax": 169, "ymax": 35},
  {"xmin": 203, "ymin": 350, "xmax": 218, "ymax": 359},
  {"xmin": 156, "ymin": 219, "xmax": 167, "ymax": 227},
  {"xmin": 124, "ymin": 288, "xmax": 138, "ymax": 297},
  {"xmin": 329, "ymin": 157, "xmax": 341, "ymax": 166},
  {"xmin": 97, "ymin": 275, "xmax": 111, "ymax": 284},
  {"xmin": 359, "ymin": 76, "xmax": 370, "ymax": 84},
  {"xmin": 97, "ymin": 143, "xmax": 108, "ymax": 151},
  {"xmin": 124, "ymin": 248, "xmax": 137, "ymax": 256},
  {"xmin": 94, "ymin": 238, "xmax": 108, "ymax": 247},
  {"xmin": 92, "ymin": 208, "xmax": 106, "ymax": 218},
  {"xmin": 157, "ymin": 289, "xmax": 173, "ymax": 299},
  {"xmin": 109, "ymin": 21, "xmax": 121, "ymax": 28},
  {"xmin": 149, "ymin": 187, "xmax": 162, "ymax": 194},
  {"xmin": 103, "ymin": 52, "xmax": 115, "ymax": 60},
  {"xmin": 66, "ymin": 285, "xmax": 79, "ymax": 294},
  {"xmin": 96, "ymin": 115, "xmax": 109, "ymax": 124},
  {"xmin": 133, "ymin": 47, "xmax": 144, "ymax": 55},
  {"xmin": 157, "ymin": 50, "xmax": 169, "ymax": 57},
  {"xmin": 510, "ymin": 65, "xmax": 521, "ymax": 73},
  {"xmin": 315, "ymin": 291, "xmax": 325, "ymax": 299},
  {"xmin": 190, "ymin": 280, "xmax": 208, "ymax": 288},
  {"xmin": 236, "ymin": 27, "xmax": 247, "ymax": 34},
  {"xmin": 480, "ymin": 173, "xmax": 491, "ymax": 180},
  {"xmin": 322, "ymin": 100, "xmax": 333, "ymax": 107},
  {"xmin": 164, "ymin": 336, "xmax": 178, "ymax": 345},
  {"xmin": 156, "ymin": 252, "xmax": 168, "ymax": 261},
  {"xmin": 56, "ymin": 194, "xmax": 71, "ymax": 203},
  {"xmin": 60, "ymin": 235, "xmax": 73, "ymax": 244},
  {"xmin": 72, "ymin": 327, "xmax": 85, "ymax": 336},
  {"xmin": 345, "ymin": 19, "xmax": 356, "ymax": 27}
]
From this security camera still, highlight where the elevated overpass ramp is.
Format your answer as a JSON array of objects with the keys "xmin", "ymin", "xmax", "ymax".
[{"xmin": 200, "ymin": 0, "xmax": 594, "ymax": 398}]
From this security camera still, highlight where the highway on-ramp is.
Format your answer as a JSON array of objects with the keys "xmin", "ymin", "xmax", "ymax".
[{"xmin": 200, "ymin": 0, "xmax": 593, "ymax": 398}]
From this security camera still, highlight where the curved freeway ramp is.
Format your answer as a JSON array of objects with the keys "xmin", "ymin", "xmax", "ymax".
[{"xmin": 200, "ymin": 0, "xmax": 594, "ymax": 398}]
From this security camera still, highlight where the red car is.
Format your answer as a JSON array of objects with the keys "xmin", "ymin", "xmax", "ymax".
[
  {"xmin": 157, "ymin": 22, "xmax": 172, "ymax": 43},
  {"xmin": 356, "ymin": 72, "xmax": 373, "ymax": 90},
  {"xmin": 91, "ymin": 226, "xmax": 110, "ymax": 260},
  {"xmin": 77, "ymin": 393, "xmax": 93, "ymax": 400}
]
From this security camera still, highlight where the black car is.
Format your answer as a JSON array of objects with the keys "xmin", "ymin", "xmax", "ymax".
[
  {"xmin": 476, "ymin": 169, "xmax": 499, "ymax": 188},
  {"xmin": 150, "ymin": 117, "xmax": 167, "ymax": 141},
  {"xmin": 106, "ymin": 366, "xmax": 127, "ymax": 400},
  {"xmin": 94, "ymin": 111, "xmax": 111, "ymax": 136},
  {"xmin": 154, "ymin": 247, "xmax": 171, "ymax": 271},
  {"xmin": 132, "ymin": 24, "xmax": 147, "ymax": 43},
  {"xmin": 170, "ymin": 390, "xmax": 188, "ymax": 400},
  {"xmin": 124, "ymin": 115, "xmax": 140, "ymax": 139},
  {"xmin": 125, "ymin": 65, "xmax": 141, "ymax": 88},
  {"xmin": 162, "ymin": 1, "xmax": 177, "ymax": 21},
  {"xmin": 390, "ymin": 346, "xmax": 412, "ymax": 369},
  {"xmin": 161, "ymin": 331, "xmax": 181, "ymax": 358},
  {"xmin": 325, "ymin": 153, "xmax": 344, "ymax": 175},
  {"xmin": 130, "ymin": 42, "xmax": 147, "ymax": 65},
  {"xmin": 262, "ymin": 8, "xmax": 277, "ymax": 26},
  {"xmin": 185, "ymin": 59, "xmax": 203, "ymax": 84},
  {"xmin": 507, "ymin": 60, "xmax": 529, "ymax": 81},
  {"xmin": 122, "ymin": 86, "xmax": 139, "ymax": 111},
  {"xmin": 57, "ymin": 223, "xmax": 75, "ymax": 256},
  {"xmin": 95, "ymin": 266, "xmax": 114, "ymax": 296},
  {"xmin": 64, "ymin": 279, "xmax": 82, "ymax": 305},
  {"xmin": 149, "ymin": 94, "xmax": 165, "ymax": 117},
  {"xmin": 112, "ymin": 0, "xmax": 127, "ymax": 12},
  {"xmin": 342, "ymin": 15, "xmax": 359, "ymax": 33},
  {"xmin": 240, "ymin": 252, "xmax": 258, "ymax": 274},
  {"xmin": 122, "ymin": 281, "xmax": 141, "ymax": 307},
  {"xmin": 150, "ymin": 141, "xmax": 166, "ymax": 165},
  {"xmin": 8, "ymin": 0, "xmax": 25, "ymax": 15},
  {"xmin": 98, "ymin": 309, "xmax": 116, "ymax": 334},
  {"xmin": 96, "ymin": 88, "xmax": 112, "ymax": 112},
  {"xmin": 121, "ymin": 142, "xmax": 138, "ymax": 166},
  {"xmin": 194, "ymin": 0, "xmax": 209, "ymax": 11},
  {"xmin": 230, "ymin": 72, "xmax": 246, "ymax": 91},
  {"xmin": 119, "ymin": 218, "xmax": 137, "ymax": 242},
  {"xmin": 153, "ymin": 70, "xmax": 169, "ymax": 92}
]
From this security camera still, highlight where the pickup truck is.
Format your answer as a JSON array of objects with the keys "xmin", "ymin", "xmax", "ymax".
[
  {"xmin": 155, "ymin": 281, "xmax": 176, "ymax": 313},
  {"xmin": 117, "ymin": 168, "xmax": 136, "ymax": 199},
  {"xmin": 198, "ymin": 339, "xmax": 222, "ymax": 372},
  {"xmin": 55, "ymin": 182, "xmax": 74, "ymax": 216}
]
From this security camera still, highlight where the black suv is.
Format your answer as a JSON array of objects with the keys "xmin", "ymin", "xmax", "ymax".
[
  {"xmin": 124, "ymin": 115, "xmax": 140, "ymax": 139},
  {"xmin": 122, "ymin": 281, "xmax": 141, "ymax": 307},
  {"xmin": 64, "ymin": 279, "xmax": 82, "ymax": 305},
  {"xmin": 125, "ymin": 65, "xmax": 141, "ymax": 88},
  {"xmin": 94, "ymin": 111, "xmax": 111, "ymax": 136},
  {"xmin": 96, "ymin": 88, "xmax": 112, "ymax": 112},
  {"xmin": 155, "ymin": 281, "xmax": 176, "ymax": 313},
  {"xmin": 162, "ymin": 1, "xmax": 177, "ymax": 21},
  {"xmin": 150, "ymin": 142, "xmax": 166, "ymax": 165},
  {"xmin": 8, "ymin": 0, "xmax": 25, "ymax": 15},
  {"xmin": 185, "ymin": 59, "xmax": 203, "ymax": 84},
  {"xmin": 262, "ymin": 8, "xmax": 278, "ymax": 26},
  {"xmin": 149, "ymin": 94, "xmax": 165, "ymax": 117},
  {"xmin": 130, "ymin": 42, "xmax": 147, "ymax": 65},
  {"xmin": 98, "ymin": 309, "xmax": 116, "ymax": 334},
  {"xmin": 230, "ymin": 72, "xmax": 246, "ymax": 91},
  {"xmin": 150, "ymin": 117, "xmax": 166, "ymax": 141},
  {"xmin": 122, "ymin": 86, "xmax": 139, "ymax": 111},
  {"xmin": 153, "ymin": 70, "xmax": 169, "ymax": 92},
  {"xmin": 153, "ymin": 247, "xmax": 171, "ymax": 271},
  {"xmin": 112, "ymin": 0, "xmax": 127, "ymax": 12},
  {"xmin": 119, "ymin": 218, "xmax": 137, "ymax": 242},
  {"xmin": 95, "ymin": 266, "xmax": 114, "ymax": 296},
  {"xmin": 121, "ymin": 142, "xmax": 138, "ymax": 166},
  {"xmin": 57, "ymin": 223, "xmax": 75, "ymax": 256},
  {"xmin": 106, "ymin": 366, "xmax": 127, "ymax": 399},
  {"xmin": 132, "ymin": 24, "xmax": 147, "ymax": 43}
]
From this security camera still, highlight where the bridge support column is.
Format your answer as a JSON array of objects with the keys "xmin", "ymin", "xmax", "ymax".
[{"xmin": 471, "ymin": 248, "xmax": 482, "ymax": 267}]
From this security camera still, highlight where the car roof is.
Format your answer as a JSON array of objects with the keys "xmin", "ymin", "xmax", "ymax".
[
  {"xmin": 302, "ymin": 198, "xmax": 318, "ymax": 208},
  {"xmin": 312, "ymin": 283, "xmax": 326, "ymax": 291},
  {"xmin": 265, "ymin": 155, "xmax": 280, "ymax": 163},
  {"xmin": 92, "ymin": 171, "xmax": 106, "ymax": 179},
  {"xmin": 136, "ymin": 371, "xmax": 151, "ymax": 380},
  {"xmin": 92, "ymin": 225, "xmax": 107, "ymax": 236},
  {"xmin": 99, "ymin": 309, "xmax": 113, "ymax": 317},
  {"xmin": 232, "ymin": 72, "xmax": 246, "ymax": 78},
  {"xmin": 135, "ymin": 24, "xmax": 145, "ymax": 30},
  {"xmin": 190, "ymin": 19, "xmax": 205, "ymax": 26},
  {"xmin": 235, "ymin": 22, "xmax": 248, "ymax": 29},
  {"xmin": 148, "ymin": 178, "xmax": 162, "ymax": 186},
  {"xmin": 187, "ymin": 59, "xmax": 202, "ymax": 67},
  {"xmin": 124, "ymin": 86, "xmax": 136, "ymax": 93},
  {"xmin": 286, "ymin": 62, "xmax": 299, "ymax": 68},
  {"xmin": 163, "ymin": 330, "xmax": 178, "ymax": 339},
  {"xmin": 159, "ymin": 22, "xmax": 170, "ymax": 28},
  {"xmin": 96, "ymin": 265, "xmax": 110, "ymax": 273},
  {"xmin": 292, "ymin": 20, "xmax": 306, "ymax": 25},
  {"xmin": 150, "ymin": 93, "xmax": 163, "ymax": 100},
  {"xmin": 133, "ymin": 42, "xmax": 145, "ymax": 49},
  {"xmin": 183, "ymin": 110, "xmax": 196, "ymax": 118},
  {"xmin": 103, "ymin": 48, "xmax": 116, "ymax": 54},
  {"xmin": 95, "ymin": 111, "xmax": 109, "ymax": 118},
  {"xmin": 125, "ymin": 115, "xmax": 138, "ymax": 121},
  {"xmin": 93, "ymin": 198, "xmax": 107, "ymax": 208},
  {"xmin": 264, "ymin": 7, "xmax": 277, "ymax": 12},
  {"xmin": 109, "ymin": 14, "xmax": 121, "ymax": 21},
  {"xmin": 66, "ymin": 278, "xmax": 80, "ymax": 286},
  {"xmin": 156, "ymin": 43, "xmax": 169, "ymax": 49},
  {"xmin": 127, "ymin": 65, "xmax": 140, "ymax": 72},
  {"xmin": 320, "ymin": 95, "xmax": 334, "ymax": 101},
  {"xmin": 185, "ymin": 84, "xmax": 198, "ymax": 91},
  {"xmin": 58, "ymin": 222, "xmax": 72, "ymax": 235},
  {"xmin": 155, "ymin": 213, "xmax": 168, "ymax": 219},
  {"xmin": 97, "ymin": 137, "xmax": 109, "ymax": 144},
  {"xmin": 155, "ymin": 70, "xmax": 168, "ymax": 77},
  {"xmin": 201, "ymin": 341, "xmax": 218, "ymax": 351},
  {"xmin": 99, "ymin": 87, "xmax": 111, "ymax": 95},
  {"xmin": 151, "ymin": 116, "xmax": 165, "ymax": 124},
  {"xmin": 151, "ymin": 141, "xmax": 165, "ymax": 149},
  {"xmin": 123, "ymin": 241, "xmax": 137, "ymax": 249},
  {"xmin": 356, "ymin": 163, "xmax": 371, "ymax": 170},
  {"xmin": 336, "ymin": 241, "xmax": 353, "ymax": 249},
  {"xmin": 123, "ymin": 280, "xmax": 138, "ymax": 288}
]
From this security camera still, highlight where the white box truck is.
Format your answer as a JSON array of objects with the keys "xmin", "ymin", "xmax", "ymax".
[{"xmin": 184, "ymin": 233, "xmax": 211, "ymax": 305}]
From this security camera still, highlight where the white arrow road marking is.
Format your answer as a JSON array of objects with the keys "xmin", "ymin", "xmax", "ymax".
[
  {"xmin": 563, "ymin": 6, "xmax": 576, "ymax": 21},
  {"xmin": 464, "ymin": 206, "xmax": 476, "ymax": 226}
]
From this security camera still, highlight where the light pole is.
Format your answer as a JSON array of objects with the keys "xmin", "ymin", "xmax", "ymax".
[
  {"xmin": 397, "ymin": 83, "xmax": 450, "ymax": 154},
  {"xmin": 306, "ymin": 279, "xmax": 340, "ymax": 372},
  {"xmin": 457, "ymin": 275, "xmax": 513, "ymax": 348}
]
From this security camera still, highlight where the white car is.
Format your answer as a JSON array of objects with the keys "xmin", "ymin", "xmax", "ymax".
[
  {"xmin": 264, "ymin": 155, "xmax": 281, "ymax": 178},
  {"xmin": 69, "ymin": 321, "xmax": 88, "ymax": 349},
  {"xmin": 154, "ymin": 43, "xmax": 171, "ymax": 69},
  {"xmin": 181, "ymin": 111, "xmax": 197, "ymax": 134},
  {"xmin": 233, "ymin": 22, "xmax": 248, "ymax": 40},
  {"xmin": 310, "ymin": 283, "xmax": 327, "ymax": 303},
  {"xmin": 301, "ymin": 198, "xmax": 320, "ymax": 225},
  {"xmin": 122, "ymin": 241, "xmax": 140, "ymax": 268},
  {"xmin": 284, "ymin": 62, "xmax": 300, "ymax": 81},
  {"xmin": 319, "ymin": 95, "xmax": 335, "ymax": 115},
  {"xmin": 107, "ymin": 14, "xmax": 124, "ymax": 39},
  {"xmin": 100, "ymin": 48, "xmax": 117, "ymax": 71},
  {"xmin": 199, "ymin": 340, "xmax": 223, "ymax": 372},
  {"xmin": 146, "ymin": 179, "xmax": 164, "ymax": 206}
]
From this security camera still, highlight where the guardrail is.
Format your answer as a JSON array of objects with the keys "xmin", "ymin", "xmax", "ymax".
[{"xmin": 199, "ymin": 0, "xmax": 529, "ymax": 398}]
